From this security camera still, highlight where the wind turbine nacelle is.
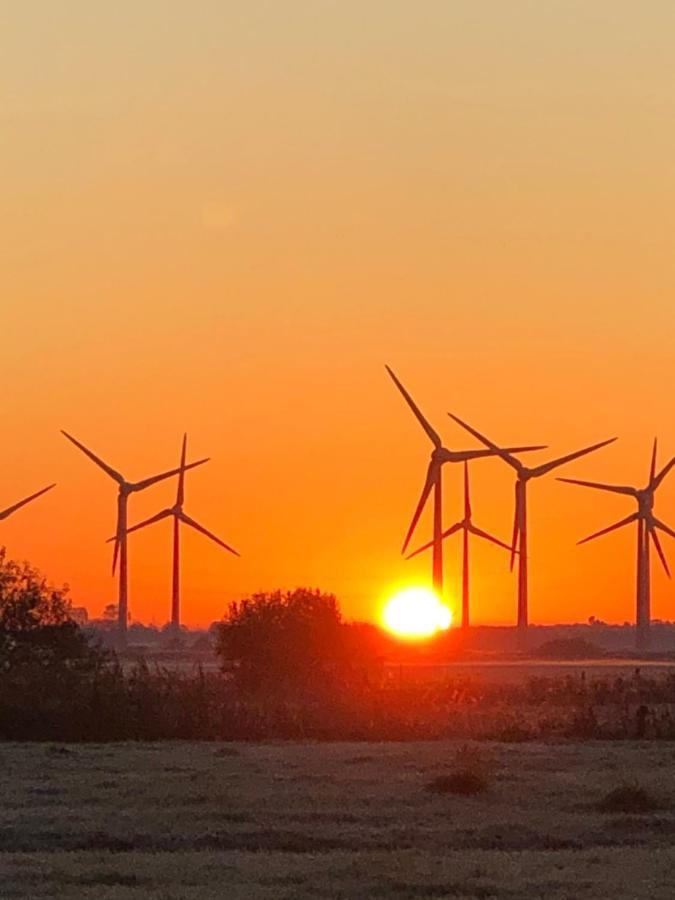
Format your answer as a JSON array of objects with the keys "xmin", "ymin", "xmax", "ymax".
[{"xmin": 637, "ymin": 490, "xmax": 654, "ymax": 514}]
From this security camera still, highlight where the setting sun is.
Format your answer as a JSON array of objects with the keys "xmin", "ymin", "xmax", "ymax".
[{"xmin": 382, "ymin": 588, "xmax": 452, "ymax": 639}]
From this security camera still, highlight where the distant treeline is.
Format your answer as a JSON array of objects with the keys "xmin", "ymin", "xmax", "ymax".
[
  {"xmin": 3, "ymin": 550, "xmax": 675, "ymax": 742},
  {"xmin": 84, "ymin": 614, "xmax": 675, "ymax": 660}
]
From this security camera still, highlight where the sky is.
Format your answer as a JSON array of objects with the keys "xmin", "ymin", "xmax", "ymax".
[{"xmin": 2, "ymin": 2, "xmax": 675, "ymax": 627}]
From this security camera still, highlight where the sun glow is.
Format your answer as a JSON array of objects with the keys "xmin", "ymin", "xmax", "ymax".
[{"xmin": 382, "ymin": 588, "xmax": 452, "ymax": 639}]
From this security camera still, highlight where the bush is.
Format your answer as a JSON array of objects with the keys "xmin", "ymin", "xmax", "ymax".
[
  {"xmin": 597, "ymin": 781, "xmax": 662, "ymax": 814},
  {"xmin": 426, "ymin": 771, "xmax": 489, "ymax": 796},
  {"xmin": 425, "ymin": 745, "xmax": 491, "ymax": 795},
  {"xmin": 0, "ymin": 548, "xmax": 100, "ymax": 672},
  {"xmin": 215, "ymin": 588, "xmax": 377, "ymax": 701}
]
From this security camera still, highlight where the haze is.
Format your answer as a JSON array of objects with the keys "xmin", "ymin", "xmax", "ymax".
[{"xmin": 2, "ymin": 1, "xmax": 675, "ymax": 625}]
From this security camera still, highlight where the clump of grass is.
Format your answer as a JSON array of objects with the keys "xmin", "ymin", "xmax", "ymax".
[
  {"xmin": 344, "ymin": 754, "xmax": 377, "ymax": 765},
  {"xmin": 426, "ymin": 771, "xmax": 488, "ymax": 796},
  {"xmin": 425, "ymin": 744, "xmax": 491, "ymax": 796},
  {"xmin": 46, "ymin": 745, "xmax": 73, "ymax": 757},
  {"xmin": 597, "ymin": 781, "xmax": 662, "ymax": 814},
  {"xmin": 214, "ymin": 746, "xmax": 240, "ymax": 758}
]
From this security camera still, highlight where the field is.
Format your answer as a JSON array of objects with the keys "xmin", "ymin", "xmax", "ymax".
[
  {"xmin": 2, "ymin": 741, "xmax": 675, "ymax": 898},
  {"xmin": 389, "ymin": 658, "xmax": 675, "ymax": 684},
  {"xmin": 140, "ymin": 655, "xmax": 675, "ymax": 683}
]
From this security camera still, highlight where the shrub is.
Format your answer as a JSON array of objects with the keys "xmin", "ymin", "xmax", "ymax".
[
  {"xmin": 597, "ymin": 781, "xmax": 662, "ymax": 814},
  {"xmin": 215, "ymin": 588, "xmax": 377, "ymax": 701},
  {"xmin": 425, "ymin": 745, "xmax": 491, "ymax": 796},
  {"xmin": 0, "ymin": 547, "xmax": 99, "ymax": 672},
  {"xmin": 426, "ymin": 771, "xmax": 489, "ymax": 796}
]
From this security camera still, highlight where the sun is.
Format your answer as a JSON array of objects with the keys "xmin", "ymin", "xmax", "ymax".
[{"xmin": 382, "ymin": 587, "xmax": 452, "ymax": 639}]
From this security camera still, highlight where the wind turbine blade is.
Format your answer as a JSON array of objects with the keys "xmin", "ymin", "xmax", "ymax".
[
  {"xmin": 178, "ymin": 511, "xmax": 240, "ymax": 556},
  {"xmin": 464, "ymin": 462, "xmax": 471, "ymax": 520},
  {"xmin": 557, "ymin": 477, "xmax": 637, "ymax": 496},
  {"xmin": 469, "ymin": 524, "xmax": 514, "ymax": 553},
  {"xmin": 504, "ymin": 445, "xmax": 548, "ymax": 454},
  {"xmin": 0, "ymin": 483, "xmax": 56, "ymax": 521},
  {"xmin": 578, "ymin": 512, "xmax": 639, "ymax": 545},
  {"xmin": 106, "ymin": 508, "xmax": 173, "ymax": 541},
  {"xmin": 447, "ymin": 413, "xmax": 522, "ymax": 470},
  {"xmin": 509, "ymin": 481, "xmax": 520, "ymax": 572},
  {"xmin": 177, "ymin": 434, "xmax": 187, "ymax": 506},
  {"xmin": 652, "ymin": 456, "xmax": 675, "ymax": 491},
  {"xmin": 61, "ymin": 431, "xmax": 124, "ymax": 483},
  {"xmin": 385, "ymin": 366, "xmax": 442, "ymax": 448},
  {"xmin": 131, "ymin": 457, "xmax": 209, "ymax": 492},
  {"xmin": 529, "ymin": 438, "xmax": 617, "ymax": 478},
  {"xmin": 112, "ymin": 538, "xmax": 120, "ymax": 576},
  {"xmin": 443, "ymin": 445, "xmax": 548, "ymax": 464},
  {"xmin": 650, "ymin": 438, "xmax": 658, "ymax": 483},
  {"xmin": 446, "ymin": 445, "xmax": 547, "ymax": 462},
  {"xmin": 649, "ymin": 525, "xmax": 671, "ymax": 578},
  {"xmin": 652, "ymin": 517, "xmax": 675, "ymax": 540},
  {"xmin": 509, "ymin": 482, "xmax": 520, "ymax": 571},
  {"xmin": 401, "ymin": 460, "xmax": 436, "ymax": 554},
  {"xmin": 405, "ymin": 521, "xmax": 463, "ymax": 559}
]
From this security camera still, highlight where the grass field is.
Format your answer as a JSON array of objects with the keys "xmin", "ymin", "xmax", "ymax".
[
  {"xmin": 388, "ymin": 659, "xmax": 675, "ymax": 684},
  {"xmin": 137, "ymin": 655, "xmax": 675, "ymax": 682},
  {"xmin": 2, "ymin": 740, "xmax": 675, "ymax": 898}
]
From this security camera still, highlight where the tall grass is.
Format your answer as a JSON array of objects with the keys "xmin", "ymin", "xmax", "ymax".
[{"xmin": 2, "ymin": 661, "xmax": 675, "ymax": 741}]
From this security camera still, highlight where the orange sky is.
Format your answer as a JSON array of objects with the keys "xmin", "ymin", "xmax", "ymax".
[{"xmin": 2, "ymin": 2, "xmax": 675, "ymax": 626}]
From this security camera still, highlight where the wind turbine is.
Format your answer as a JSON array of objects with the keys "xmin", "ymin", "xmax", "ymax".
[
  {"xmin": 0, "ymin": 484, "xmax": 56, "ymax": 522},
  {"xmin": 559, "ymin": 440, "xmax": 675, "ymax": 651},
  {"xmin": 406, "ymin": 462, "xmax": 512, "ymax": 629},
  {"xmin": 62, "ymin": 431, "xmax": 208, "ymax": 642},
  {"xmin": 447, "ymin": 412, "xmax": 616, "ymax": 646},
  {"xmin": 113, "ymin": 434, "xmax": 239, "ymax": 630},
  {"xmin": 386, "ymin": 366, "xmax": 543, "ymax": 599}
]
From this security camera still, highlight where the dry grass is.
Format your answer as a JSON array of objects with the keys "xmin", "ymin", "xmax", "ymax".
[{"xmin": 1, "ymin": 740, "xmax": 675, "ymax": 897}]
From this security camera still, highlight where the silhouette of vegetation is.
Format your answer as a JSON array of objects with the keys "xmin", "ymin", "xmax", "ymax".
[
  {"xmin": 0, "ymin": 549, "xmax": 107, "ymax": 741},
  {"xmin": 426, "ymin": 745, "xmax": 491, "ymax": 795},
  {"xmin": 426, "ymin": 771, "xmax": 488, "ymax": 795},
  {"xmin": 598, "ymin": 782, "xmax": 662, "ymax": 814},
  {"xmin": 215, "ymin": 588, "xmax": 380, "ymax": 702},
  {"xmin": 5, "ymin": 554, "xmax": 675, "ymax": 743},
  {"xmin": 0, "ymin": 549, "xmax": 100, "ymax": 672}
]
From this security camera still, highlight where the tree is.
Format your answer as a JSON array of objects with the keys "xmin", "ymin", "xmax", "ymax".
[
  {"xmin": 0, "ymin": 548, "xmax": 98, "ymax": 671},
  {"xmin": 215, "ymin": 588, "xmax": 364, "ymax": 699},
  {"xmin": 102, "ymin": 603, "xmax": 118, "ymax": 623}
]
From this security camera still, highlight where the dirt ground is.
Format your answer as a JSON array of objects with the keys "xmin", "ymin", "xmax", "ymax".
[{"xmin": 1, "ymin": 739, "xmax": 675, "ymax": 898}]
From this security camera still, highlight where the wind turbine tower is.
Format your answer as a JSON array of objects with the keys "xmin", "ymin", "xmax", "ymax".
[
  {"xmin": 407, "ymin": 462, "xmax": 513, "ymax": 629},
  {"xmin": 447, "ymin": 413, "xmax": 615, "ymax": 647},
  {"xmin": 559, "ymin": 440, "xmax": 675, "ymax": 650},
  {"xmin": 386, "ymin": 366, "xmax": 542, "ymax": 600},
  {"xmin": 118, "ymin": 434, "xmax": 240, "ymax": 629},
  {"xmin": 62, "ymin": 431, "xmax": 207, "ymax": 643}
]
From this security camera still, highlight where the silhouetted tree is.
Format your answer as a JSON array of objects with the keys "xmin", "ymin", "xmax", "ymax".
[
  {"xmin": 0, "ymin": 549, "xmax": 100, "ymax": 671},
  {"xmin": 215, "ymin": 588, "xmax": 369, "ymax": 701},
  {"xmin": 102, "ymin": 603, "xmax": 118, "ymax": 623}
]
